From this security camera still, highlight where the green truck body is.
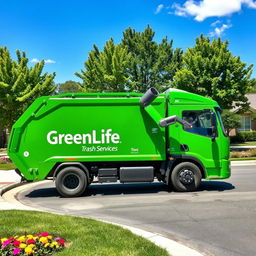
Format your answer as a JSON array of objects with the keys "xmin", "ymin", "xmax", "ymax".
[{"xmin": 8, "ymin": 88, "xmax": 230, "ymax": 197}]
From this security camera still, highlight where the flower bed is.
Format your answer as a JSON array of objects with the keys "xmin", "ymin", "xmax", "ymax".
[
  {"xmin": 0, "ymin": 156, "xmax": 12, "ymax": 164},
  {"xmin": 0, "ymin": 232, "xmax": 65, "ymax": 255}
]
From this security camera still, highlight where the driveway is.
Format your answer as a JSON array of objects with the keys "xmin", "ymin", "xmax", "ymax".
[{"xmin": 16, "ymin": 165, "xmax": 256, "ymax": 256}]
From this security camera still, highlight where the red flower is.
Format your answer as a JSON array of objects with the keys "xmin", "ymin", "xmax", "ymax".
[
  {"xmin": 27, "ymin": 239, "xmax": 35, "ymax": 244},
  {"xmin": 58, "ymin": 239, "xmax": 65, "ymax": 245},
  {"xmin": 41, "ymin": 232, "xmax": 49, "ymax": 237},
  {"xmin": 13, "ymin": 241, "xmax": 21, "ymax": 247}
]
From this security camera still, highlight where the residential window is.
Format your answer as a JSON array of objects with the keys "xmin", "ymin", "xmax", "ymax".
[{"xmin": 239, "ymin": 116, "xmax": 251, "ymax": 131}]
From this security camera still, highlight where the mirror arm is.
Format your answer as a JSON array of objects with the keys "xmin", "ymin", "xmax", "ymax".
[
  {"xmin": 176, "ymin": 117, "xmax": 193, "ymax": 129},
  {"xmin": 159, "ymin": 115, "xmax": 192, "ymax": 128}
]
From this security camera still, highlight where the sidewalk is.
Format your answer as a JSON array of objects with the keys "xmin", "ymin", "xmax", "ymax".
[{"xmin": 0, "ymin": 170, "xmax": 23, "ymax": 210}]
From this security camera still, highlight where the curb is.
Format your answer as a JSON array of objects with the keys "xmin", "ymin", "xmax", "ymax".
[
  {"xmin": 2, "ymin": 181, "xmax": 206, "ymax": 256},
  {"xmin": 231, "ymin": 160, "xmax": 256, "ymax": 166},
  {"xmin": 0, "ymin": 182, "xmax": 26, "ymax": 196}
]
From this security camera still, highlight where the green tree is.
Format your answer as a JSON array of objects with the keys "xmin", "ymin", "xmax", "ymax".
[
  {"xmin": 56, "ymin": 80, "xmax": 82, "ymax": 94},
  {"xmin": 0, "ymin": 47, "xmax": 55, "ymax": 130},
  {"xmin": 76, "ymin": 26, "xmax": 183, "ymax": 93},
  {"xmin": 173, "ymin": 35, "xmax": 255, "ymax": 111},
  {"xmin": 221, "ymin": 110, "xmax": 241, "ymax": 136},
  {"xmin": 76, "ymin": 39, "xmax": 131, "ymax": 92},
  {"xmin": 122, "ymin": 26, "xmax": 183, "ymax": 92}
]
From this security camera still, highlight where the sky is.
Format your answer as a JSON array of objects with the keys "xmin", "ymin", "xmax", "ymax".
[{"xmin": 0, "ymin": 0, "xmax": 256, "ymax": 83}]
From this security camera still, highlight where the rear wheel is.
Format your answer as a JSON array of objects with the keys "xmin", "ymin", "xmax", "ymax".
[
  {"xmin": 170, "ymin": 162, "xmax": 202, "ymax": 192},
  {"xmin": 55, "ymin": 166, "xmax": 88, "ymax": 197}
]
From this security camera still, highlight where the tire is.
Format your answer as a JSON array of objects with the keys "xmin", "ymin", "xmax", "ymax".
[
  {"xmin": 55, "ymin": 166, "xmax": 88, "ymax": 197},
  {"xmin": 170, "ymin": 162, "xmax": 202, "ymax": 192}
]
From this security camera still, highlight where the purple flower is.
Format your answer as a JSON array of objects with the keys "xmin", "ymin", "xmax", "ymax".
[
  {"xmin": 3, "ymin": 239, "xmax": 11, "ymax": 245},
  {"xmin": 13, "ymin": 248, "xmax": 21, "ymax": 255}
]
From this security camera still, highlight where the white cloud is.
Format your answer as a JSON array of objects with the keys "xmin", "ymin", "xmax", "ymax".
[
  {"xmin": 172, "ymin": 0, "xmax": 256, "ymax": 21},
  {"xmin": 211, "ymin": 20, "xmax": 221, "ymax": 27},
  {"xmin": 209, "ymin": 23, "xmax": 232, "ymax": 37},
  {"xmin": 155, "ymin": 4, "xmax": 164, "ymax": 14},
  {"xmin": 30, "ymin": 58, "xmax": 39, "ymax": 63},
  {"xmin": 30, "ymin": 58, "xmax": 56, "ymax": 64},
  {"xmin": 44, "ymin": 59, "xmax": 56, "ymax": 64}
]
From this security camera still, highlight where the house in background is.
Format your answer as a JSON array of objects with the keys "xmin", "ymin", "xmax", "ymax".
[{"xmin": 230, "ymin": 93, "xmax": 256, "ymax": 136}]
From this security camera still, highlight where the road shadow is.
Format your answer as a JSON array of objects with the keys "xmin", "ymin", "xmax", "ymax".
[
  {"xmin": 24, "ymin": 180, "xmax": 235, "ymax": 198},
  {"xmin": 199, "ymin": 181, "xmax": 235, "ymax": 192}
]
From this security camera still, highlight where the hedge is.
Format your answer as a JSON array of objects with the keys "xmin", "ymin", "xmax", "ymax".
[{"xmin": 230, "ymin": 131, "xmax": 256, "ymax": 143}]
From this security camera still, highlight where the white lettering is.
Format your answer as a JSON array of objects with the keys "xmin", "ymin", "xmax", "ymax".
[
  {"xmin": 112, "ymin": 133, "xmax": 120, "ymax": 144},
  {"xmin": 47, "ymin": 131, "xmax": 58, "ymax": 144},
  {"xmin": 92, "ymin": 130, "xmax": 101, "ymax": 144},
  {"xmin": 64, "ymin": 134, "xmax": 73, "ymax": 144},
  {"xmin": 46, "ymin": 129, "xmax": 120, "ymax": 145},
  {"xmin": 74, "ymin": 134, "xmax": 82, "ymax": 144}
]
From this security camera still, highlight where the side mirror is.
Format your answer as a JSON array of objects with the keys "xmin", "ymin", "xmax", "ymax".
[{"xmin": 159, "ymin": 115, "xmax": 192, "ymax": 128}]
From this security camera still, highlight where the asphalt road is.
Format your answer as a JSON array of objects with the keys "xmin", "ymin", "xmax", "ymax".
[{"xmin": 17, "ymin": 165, "xmax": 256, "ymax": 256}]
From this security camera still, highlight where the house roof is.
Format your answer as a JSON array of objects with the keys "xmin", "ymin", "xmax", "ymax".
[
  {"xmin": 232, "ymin": 93, "xmax": 256, "ymax": 112},
  {"xmin": 246, "ymin": 93, "xmax": 256, "ymax": 110}
]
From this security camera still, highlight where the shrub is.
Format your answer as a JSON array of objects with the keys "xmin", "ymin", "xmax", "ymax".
[
  {"xmin": 230, "ymin": 133, "xmax": 245, "ymax": 143},
  {"xmin": 230, "ymin": 131, "xmax": 256, "ymax": 143},
  {"xmin": 250, "ymin": 149, "xmax": 256, "ymax": 157},
  {"xmin": 239, "ymin": 131, "xmax": 256, "ymax": 141}
]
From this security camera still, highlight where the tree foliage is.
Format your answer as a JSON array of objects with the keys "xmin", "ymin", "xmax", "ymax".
[
  {"xmin": 221, "ymin": 110, "xmax": 241, "ymax": 136},
  {"xmin": 122, "ymin": 26, "xmax": 182, "ymax": 92},
  {"xmin": 0, "ymin": 47, "xmax": 55, "ymax": 129},
  {"xmin": 173, "ymin": 35, "xmax": 255, "ymax": 111},
  {"xmin": 56, "ymin": 80, "xmax": 82, "ymax": 94},
  {"xmin": 76, "ymin": 26, "xmax": 183, "ymax": 92},
  {"xmin": 76, "ymin": 39, "xmax": 131, "ymax": 92}
]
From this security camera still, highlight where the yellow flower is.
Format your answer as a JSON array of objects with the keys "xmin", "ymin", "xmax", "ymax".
[
  {"xmin": 1, "ymin": 238, "xmax": 8, "ymax": 243},
  {"xmin": 25, "ymin": 246, "xmax": 34, "ymax": 255},
  {"xmin": 28, "ymin": 244, "xmax": 35, "ymax": 248},
  {"xmin": 44, "ymin": 242, "xmax": 50, "ymax": 248},
  {"xmin": 47, "ymin": 235, "xmax": 53, "ymax": 240},
  {"xmin": 33, "ymin": 236, "xmax": 39, "ymax": 240},
  {"xmin": 17, "ymin": 236, "xmax": 26, "ymax": 243},
  {"xmin": 39, "ymin": 237, "xmax": 48, "ymax": 244},
  {"xmin": 26, "ymin": 235, "xmax": 33, "ymax": 239},
  {"xmin": 19, "ymin": 243, "xmax": 27, "ymax": 248},
  {"xmin": 50, "ymin": 241, "xmax": 58, "ymax": 248}
]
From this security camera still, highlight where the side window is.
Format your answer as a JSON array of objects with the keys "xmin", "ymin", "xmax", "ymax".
[{"xmin": 182, "ymin": 110, "xmax": 217, "ymax": 138}]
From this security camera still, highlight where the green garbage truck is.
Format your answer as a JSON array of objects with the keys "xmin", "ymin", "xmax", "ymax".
[{"xmin": 8, "ymin": 88, "xmax": 230, "ymax": 197}]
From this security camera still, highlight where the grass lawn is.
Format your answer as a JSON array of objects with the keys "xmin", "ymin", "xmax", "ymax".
[
  {"xmin": 230, "ymin": 157, "xmax": 256, "ymax": 161},
  {"xmin": 0, "ymin": 210, "xmax": 169, "ymax": 256},
  {"xmin": 0, "ymin": 163, "xmax": 16, "ymax": 170},
  {"xmin": 231, "ymin": 141, "xmax": 256, "ymax": 146}
]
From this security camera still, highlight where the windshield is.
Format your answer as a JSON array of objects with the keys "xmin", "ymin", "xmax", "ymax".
[{"xmin": 215, "ymin": 108, "xmax": 227, "ymax": 137}]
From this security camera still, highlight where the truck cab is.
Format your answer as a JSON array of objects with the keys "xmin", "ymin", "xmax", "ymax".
[{"xmin": 165, "ymin": 89, "xmax": 230, "ymax": 190}]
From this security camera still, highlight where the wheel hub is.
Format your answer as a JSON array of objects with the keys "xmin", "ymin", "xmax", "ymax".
[
  {"xmin": 63, "ymin": 174, "xmax": 80, "ymax": 189},
  {"xmin": 179, "ymin": 169, "xmax": 194, "ymax": 184}
]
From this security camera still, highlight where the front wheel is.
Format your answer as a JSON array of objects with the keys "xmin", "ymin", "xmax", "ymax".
[
  {"xmin": 170, "ymin": 162, "xmax": 202, "ymax": 192},
  {"xmin": 55, "ymin": 166, "xmax": 88, "ymax": 197}
]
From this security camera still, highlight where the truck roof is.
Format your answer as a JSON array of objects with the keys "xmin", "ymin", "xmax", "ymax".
[
  {"xmin": 50, "ymin": 88, "xmax": 218, "ymax": 106},
  {"xmin": 166, "ymin": 88, "xmax": 218, "ymax": 106}
]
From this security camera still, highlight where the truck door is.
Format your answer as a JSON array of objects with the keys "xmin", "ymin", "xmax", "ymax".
[{"xmin": 170, "ymin": 106, "xmax": 222, "ymax": 176}]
